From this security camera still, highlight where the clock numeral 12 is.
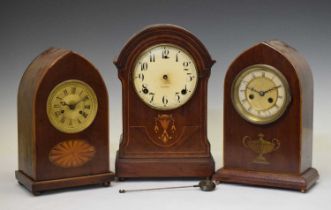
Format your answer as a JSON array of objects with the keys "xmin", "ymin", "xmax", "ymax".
[
  {"xmin": 162, "ymin": 48, "xmax": 170, "ymax": 59},
  {"xmin": 71, "ymin": 87, "xmax": 76, "ymax": 94}
]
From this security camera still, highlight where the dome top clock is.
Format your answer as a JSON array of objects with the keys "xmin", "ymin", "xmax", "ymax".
[{"xmin": 114, "ymin": 24, "xmax": 215, "ymax": 179}]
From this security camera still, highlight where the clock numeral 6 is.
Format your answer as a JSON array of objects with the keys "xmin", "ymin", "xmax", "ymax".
[{"xmin": 162, "ymin": 96, "xmax": 168, "ymax": 106}]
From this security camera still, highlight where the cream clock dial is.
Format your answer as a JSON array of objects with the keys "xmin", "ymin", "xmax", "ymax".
[
  {"xmin": 47, "ymin": 80, "xmax": 98, "ymax": 133},
  {"xmin": 132, "ymin": 44, "xmax": 198, "ymax": 110},
  {"xmin": 232, "ymin": 64, "xmax": 291, "ymax": 124}
]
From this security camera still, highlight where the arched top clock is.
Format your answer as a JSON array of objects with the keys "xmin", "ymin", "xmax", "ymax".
[
  {"xmin": 115, "ymin": 24, "xmax": 215, "ymax": 73},
  {"xmin": 114, "ymin": 24, "xmax": 215, "ymax": 179},
  {"xmin": 16, "ymin": 48, "xmax": 114, "ymax": 194},
  {"xmin": 213, "ymin": 40, "xmax": 319, "ymax": 192}
]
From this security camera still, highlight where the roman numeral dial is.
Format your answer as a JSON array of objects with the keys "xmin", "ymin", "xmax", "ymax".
[
  {"xmin": 133, "ymin": 44, "xmax": 198, "ymax": 110},
  {"xmin": 47, "ymin": 80, "xmax": 98, "ymax": 133},
  {"xmin": 232, "ymin": 64, "xmax": 291, "ymax": 124}
]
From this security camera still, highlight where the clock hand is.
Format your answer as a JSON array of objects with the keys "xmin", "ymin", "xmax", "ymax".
[
  {"xmin": 60, "ymin": 101, "xmax": 70, "ymax": 107},
  {"xmin": 60, "ymin": 101, "xmax": 76, "ymax": 110},
  {"xmin": 263, "ymin": 85, "xmax": 281, "ymax": 94},
  {"xmin": 72, "ymin": 97, "xmax": 86, "ymax": 106},
  {"xmin": 247, "ymin": 87, "xmax": 258, "ymax": 93},
  {"xmin": 247, "ymin": 87, "xmax": 265, "ymax": 96},
  {"xmin": 60, "ymin": 97, "xmax": 86, "ymax": 110}
]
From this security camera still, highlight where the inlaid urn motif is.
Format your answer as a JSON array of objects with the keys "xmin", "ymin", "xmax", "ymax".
[{"xmin": 242, "ymin": 133, "xmax": 280, "ymax": 164}]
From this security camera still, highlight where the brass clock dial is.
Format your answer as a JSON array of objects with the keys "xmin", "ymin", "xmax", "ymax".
[
  {"xmin": 132, "ymin": 44, "xmax": 198, "ymax": 110},
  {"xmin": 47, "ymin": 80, "xmax": 98, "ymax": 133},
  {"xmin": 232, "ymin": 64, "xmax": 291, "ymax": 124}
]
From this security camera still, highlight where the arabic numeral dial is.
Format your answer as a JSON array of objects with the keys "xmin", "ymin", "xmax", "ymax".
[{"xmin": 133, "ymin": 44, "xmax": 198, "ymax": 110}]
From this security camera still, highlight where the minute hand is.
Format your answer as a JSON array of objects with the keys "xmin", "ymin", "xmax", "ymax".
[
  {"xmin": 264, "ymin": 85, "xmax": 281, "ymax": 94},
  {"xmin": 72, "ymin": 97, "xmax": 86, "ymax": 106}
]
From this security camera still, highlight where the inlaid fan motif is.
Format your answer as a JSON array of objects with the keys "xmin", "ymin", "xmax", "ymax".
[{"xmin": 49, "ymin": 140, "xmax": 96, "ymax": 168}]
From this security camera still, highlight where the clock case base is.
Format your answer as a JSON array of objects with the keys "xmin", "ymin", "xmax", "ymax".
[
  {"xmin": 116, "ymin": 153, "xmax": 215, "ymax": 179},
  {"xmin": 15, "ymin": 170, "xmax": 114, "ymax": 195},
  {"xmin": 212, "ymin": 167, "xmax": 319, "ymax": 192}
]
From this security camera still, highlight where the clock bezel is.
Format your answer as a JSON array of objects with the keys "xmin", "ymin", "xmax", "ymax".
[
  {"xmin": 46, "ymin": 79, "xmax": 98, "ymax": 134},
  {"xmin": 231, "ymin": 64, "xmax": 291, "ymax": 125},
  {"xmin": 132, "ymin": 43, "xmax": 199, "ymax": 111}
]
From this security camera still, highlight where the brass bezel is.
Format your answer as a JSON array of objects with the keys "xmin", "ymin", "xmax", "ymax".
[
  {"xmin": 46, "ymin": 79, "xmax": 98, "ymax": 134},
  {"xmin": 231, "ymin": 64, "xmax": 291, "ymax": 125},
  {"xmin": 132, "ymin": 43, "xmax": 199, "ymax": 111}
]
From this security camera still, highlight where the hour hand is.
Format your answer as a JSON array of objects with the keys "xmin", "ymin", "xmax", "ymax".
[
  {"xmin": 247, "ymin": 87, "xmax": 266, "ymax": 96},
  {"xmin": 61, "ymin": 101, "xmax": 77, "ymax": 110},
  {"xmin": 60, "ymin": 101, "xmax": 70, "ymax": 106},
  {"xmin": 247, "ymin": 87, "xmax": 259, "ymax": 94}
]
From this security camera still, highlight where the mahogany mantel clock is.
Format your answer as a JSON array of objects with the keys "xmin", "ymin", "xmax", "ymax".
[
  {"xmin": 213, "ymin": 40, "xmax": 319, "ymax": 192},
  {"xmin": 16, "ymin": 48, "xmax": 114, "ymax": 195},
  {"xmin": 114, "ymin": 24, "xmax": 215, "ymax": 179}
]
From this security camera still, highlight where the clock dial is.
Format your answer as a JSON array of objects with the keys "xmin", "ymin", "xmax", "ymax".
[
  {"xmin": 47, "ymin": 80, "xmax": 98, "ymax": 133},
  {"xmin": 232, "ymin": 64, "xmax": 291, "ymax": 124},
  {"xmin": 132, "ymin": 44, "xmax": 198, "ymax": 110}
]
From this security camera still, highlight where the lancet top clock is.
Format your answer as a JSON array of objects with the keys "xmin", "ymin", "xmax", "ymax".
[
  {"xmin": 114, "ymin": 24, "xmax": 215, "ymax": 179},
  {"xmin": 16, "ymin": 48, "xmax": 114, "ymax": 194},
  {"xmin": 213, "ymin": 40, "xmax": 319, "ymax": 192}
]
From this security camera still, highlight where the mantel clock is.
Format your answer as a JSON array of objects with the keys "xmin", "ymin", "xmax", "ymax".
[
  {"xmin": 213, "ymin": 40, "xmax": 319, "ymax": 192},
  {"xmin": 114, "ymin": 24, "xmax": 215, "ymax": 179},
  {"xmin": 16, "ymin": 48, "xmax": 114, "ymax": 195}
]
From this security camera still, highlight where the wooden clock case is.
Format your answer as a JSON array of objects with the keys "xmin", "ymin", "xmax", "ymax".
[
  {"xmin": 114, "ymin": 25, "xmax": 215, "ymax": 179},
  {"xmin": 16, "ymin": 48, "xmax": 114, "ymax": 194},
  {"xmin": 213, "ymin": 40, "xmax": 319, "ymax": 192}
]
